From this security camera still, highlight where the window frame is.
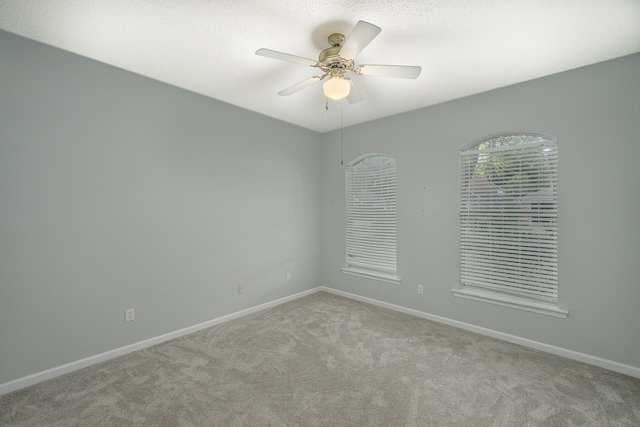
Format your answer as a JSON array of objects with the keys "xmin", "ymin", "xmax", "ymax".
[
  {"xmin": 341, "ymin": 153, "xmax": 401, "ymax": 285},
  {"xmin": 452, "ymin": 132, "xmax": 567, "ymax": 318}
]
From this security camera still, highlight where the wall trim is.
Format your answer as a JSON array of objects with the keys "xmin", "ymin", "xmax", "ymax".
[
  {"xmin": 318, "ymin": 286, "xmax": 640, "ymax": 379},
  {"xmin": 3, "ymin": 284, "xmax": 638, "ymax": 396},
  {"xmin": 0, "ymin": 287, "xmax": 320, "ymax": 396}
]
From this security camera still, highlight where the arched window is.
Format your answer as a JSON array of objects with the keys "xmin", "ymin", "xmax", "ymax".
[
  {"xmin": 341, "ymin": 154, "xmax": 399, "ymax": 284},
  {"xmin": 455, "ymin": 133, "xmax": 566, "ymax": 317}
]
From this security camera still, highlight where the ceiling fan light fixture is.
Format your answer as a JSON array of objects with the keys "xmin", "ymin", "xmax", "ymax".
[{"xmin": 323, "ymin": 75, "xmax": 351, "ymax": 100}]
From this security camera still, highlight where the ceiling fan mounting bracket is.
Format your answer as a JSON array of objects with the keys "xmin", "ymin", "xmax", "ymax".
[
  {"xmin": 327, "ymin": 33, "xmax": 345, "ymax": 47},
  {"xmin": 318, "ymin": 32, "xmax": 354, "ymax": 73},
  {"xmin": 318, "ymin": 33, "xmax": 354, "ymax": 74}
]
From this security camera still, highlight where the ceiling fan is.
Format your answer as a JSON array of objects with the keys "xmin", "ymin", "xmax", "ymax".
[{"xmin": 255, "ymin": 21, "xmax": 421, "ymax": 104}]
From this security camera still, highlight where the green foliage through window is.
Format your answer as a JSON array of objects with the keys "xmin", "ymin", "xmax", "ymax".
[{"xmin": 473, "ymin": 135, "xmax": 553, "ymax": 197}]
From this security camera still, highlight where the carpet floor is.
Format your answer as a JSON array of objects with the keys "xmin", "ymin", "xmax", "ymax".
[{"xmin": 1, "ymin": 291, "xmax": 639, "ymax": 426}]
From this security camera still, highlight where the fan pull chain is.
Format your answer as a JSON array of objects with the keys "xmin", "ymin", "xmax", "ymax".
[
  {"xmin": 324, "ymin": 98, "xmax": 343, "ymax": 165},
  {"xmin": 340, "ymin": 108, "xmax": 344, "ymax": 165}
]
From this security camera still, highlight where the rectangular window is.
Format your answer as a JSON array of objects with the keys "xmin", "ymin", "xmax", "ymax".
[
  {"xmin": 342, "ymin": 155, "xmax": 399, "ymax": 284},
  {"xmin": 454, "ymin": 133, "xmax": 566, "ymax": 317}
]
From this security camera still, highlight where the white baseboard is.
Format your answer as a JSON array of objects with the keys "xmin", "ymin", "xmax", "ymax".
[
  {"xmin": 3, "ymin": 285, "xmax": 638, "ymax": 396},
  {"xmin": 0, "ymin": 288, "xmax": 320, "ymax": 396},
  {"xmin": 318, "ymin": 286, "xmax": 640, "ymax": 379}
]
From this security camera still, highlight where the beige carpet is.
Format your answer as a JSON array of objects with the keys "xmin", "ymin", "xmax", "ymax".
[{"xmin": 1, "ymin": 291, "xmax": 639, "ymax": 426}]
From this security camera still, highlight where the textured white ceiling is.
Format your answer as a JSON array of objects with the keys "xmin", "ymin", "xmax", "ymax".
[{"xmin": 1, "ymin": 0, "xmax": 639, "ymax": 132}]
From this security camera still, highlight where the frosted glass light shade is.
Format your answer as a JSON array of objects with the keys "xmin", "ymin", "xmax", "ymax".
[{"xmin": 323, "ymin": 76, "xmax": 351, "ymax": 100}]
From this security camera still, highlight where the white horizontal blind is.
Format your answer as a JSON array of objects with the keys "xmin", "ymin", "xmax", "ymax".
[
  {"xmin": 345, "ymin": 155, "xmax": 397, "ymax": 274},
  {"xmin": 460, "ymin": 135, "xmax": 558, "ymax": 303}
]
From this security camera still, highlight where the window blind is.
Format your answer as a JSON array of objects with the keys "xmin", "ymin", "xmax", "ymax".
[
  {"xmin": 460, "ymin": 136, "xmax": 558, "ymax": 303},
  {"xmin": 345, "ymin": 156, "xmax": 397, "ymax": 275}
]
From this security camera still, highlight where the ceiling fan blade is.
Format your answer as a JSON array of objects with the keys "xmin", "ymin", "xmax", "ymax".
[
  {"xmin": 357, "ymin": 64, "xmax": 422, "ymax": 79},
  {"xmin": 346, "ymin": 79, "xmax": 363, "ymax": 104},
  {"xmin": 278, "ymin": 75, "xmax": 325, "ymax": 96},
  {"xmin": 339, "ymin": 21, "xmax": 381, "ymax": 60},
  {"xmin": 255, "ymin": 48, "xmax": 319, "ymax": 67}
]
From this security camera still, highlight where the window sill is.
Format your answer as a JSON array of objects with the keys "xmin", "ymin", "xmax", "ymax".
[
  {"xmin": 451, "ymin": 287, "xmax": 568, "ymax": 318},
  {"xmin": 341, "ymin": 267, "xmax": 401, "ymax": 285}
]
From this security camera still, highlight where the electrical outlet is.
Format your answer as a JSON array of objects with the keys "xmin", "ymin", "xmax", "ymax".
[
  {"xmin": 418, "ymin": 285, "xmax": 424, "ymax": 295},
  {"xmin": 286, "ymin": 273, "xmax": 291, "ymax": 282},
  {"xmin": 237, "ymin": 284, "xmax": 244, "ymax": 294},
  {"xmin": 125, "ymin": 308, "xmax": 135, "ymax": 322}
]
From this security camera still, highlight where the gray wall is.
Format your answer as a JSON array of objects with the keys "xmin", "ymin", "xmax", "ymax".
[
  {"xmin": 0, "ymin": 30, "xmax": 322, "ymax": 384},
  {"xmin": 321, "ymin": 53, "xmax": 640, "ymax": 368},
  {"xmin": 2, "ymin": 27, "xmax": 639, "ymax": 386}
]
